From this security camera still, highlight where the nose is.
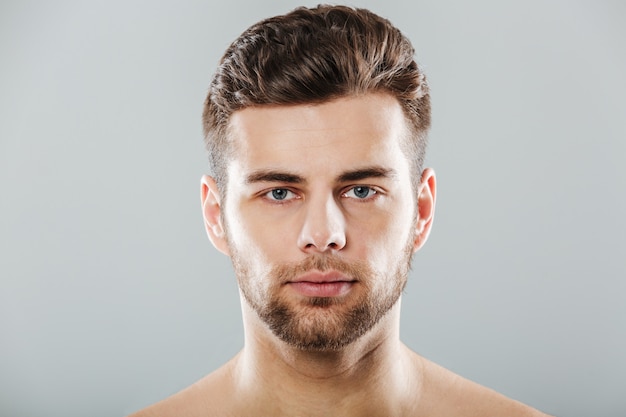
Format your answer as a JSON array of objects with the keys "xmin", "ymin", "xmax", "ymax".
[{"xmin": 297, "ymin": 194, "xmax": 347, "ymax": 253}]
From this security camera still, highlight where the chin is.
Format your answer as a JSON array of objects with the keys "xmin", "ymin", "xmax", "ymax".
[{"xmin": 259, "ymin": 293, "xmax": 398, "ymax": 351}]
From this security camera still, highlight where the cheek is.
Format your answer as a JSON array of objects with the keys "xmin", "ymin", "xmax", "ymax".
[
  {"xmin": 226, "ymin": 205, "xmax": 296, "ymax": 263},
  {"xmin": 347, "ymin": 206, "xmax": 414, "ymax": 265}
]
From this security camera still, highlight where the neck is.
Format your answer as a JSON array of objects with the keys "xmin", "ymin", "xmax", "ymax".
[{"xmin": 233, "ymin": 299, "xmax": 420, "ymax": 416}]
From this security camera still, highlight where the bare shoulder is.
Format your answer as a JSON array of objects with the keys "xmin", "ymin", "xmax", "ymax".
[
  {"xmin": 127, "ymin": 358, "xmax": 237, "ymax": 417},
  {"xmin": 411, "ymin": 353, "xmax": 553, "ymax": 417}
]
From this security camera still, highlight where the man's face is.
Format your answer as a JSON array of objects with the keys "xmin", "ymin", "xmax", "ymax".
[{"xmin": 203, "ymin": 93, "xmax": 434, "ymax": 351}]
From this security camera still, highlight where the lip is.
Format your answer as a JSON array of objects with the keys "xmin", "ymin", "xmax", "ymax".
[
  {"xmin": 287, "ymin": 271, "xmax": 356, "ymax": 297},
  {"xmin": 290, "ymin": 270, "xmax": 354, "ymax": 284}
]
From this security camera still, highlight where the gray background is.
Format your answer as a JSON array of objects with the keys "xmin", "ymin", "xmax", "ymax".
[{"xmin": 1, "ymin": 0, "xmax": 624, "ymax": 416}]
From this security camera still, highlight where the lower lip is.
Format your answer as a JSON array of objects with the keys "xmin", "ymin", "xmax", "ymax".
[{"xmin": 288, "ymin": 281, "xmax": 354, "ymax": 297}]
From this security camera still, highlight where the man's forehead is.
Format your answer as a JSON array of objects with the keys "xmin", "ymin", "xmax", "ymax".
[
  {"xmin": 223, "ymin": 93, "xmax": 412, "ymax": 184},
  {"xmin": 228, "ymin": 93, "xmax": 406, "ymax": 138}
]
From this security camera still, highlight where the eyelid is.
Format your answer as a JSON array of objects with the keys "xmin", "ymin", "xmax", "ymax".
[
  {"xmin": 257, "ymin": 184, "xmax": 382, "ymax": 202},
  {"xmin": 341, "ymin": 185, "xmax": 380, "ymax": 200},
  {"xmin": 261, "ymin": 187, "xmax": 300, "ymax": 203}
]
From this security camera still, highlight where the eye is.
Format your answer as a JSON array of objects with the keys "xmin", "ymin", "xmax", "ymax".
[
  {"xmin": 342, "ymin": 186, "xmax": 377, "ymax": 200},
  {"xmin": 264, "ymin": 188, "xmax": 297, "ymax": 202}
]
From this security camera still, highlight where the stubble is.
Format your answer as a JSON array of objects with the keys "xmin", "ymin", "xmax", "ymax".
[{"xmin": 230, "ymin": 242, "xmax": 414, "ymax": 351}]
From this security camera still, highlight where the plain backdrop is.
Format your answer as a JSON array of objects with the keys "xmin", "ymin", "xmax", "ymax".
[{"xmin": 1, "ymin": 1, "xmax": 625, "ymax": 416}]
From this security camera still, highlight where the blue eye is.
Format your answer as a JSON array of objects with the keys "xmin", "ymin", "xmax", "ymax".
[
  {"xmin": 266, "ymin": 188, "xmax": 294, "ymax": 201},
  {"xmin": 344, "ymin": 186, "xmax": 376, "ymax": 199}
]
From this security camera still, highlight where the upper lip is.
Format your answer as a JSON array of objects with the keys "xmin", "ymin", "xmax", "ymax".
[{"xmin": 290, "ymin": 270, "xmax": 355, "ymax": 283}]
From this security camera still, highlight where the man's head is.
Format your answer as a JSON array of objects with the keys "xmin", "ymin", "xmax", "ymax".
[
  {"xmin": 202, "ymin": 4, "xmax": 431, "ymax": 196},
  {"xmin": 201, "ymin": 5, "xmax": 436, "ymax": 352}
]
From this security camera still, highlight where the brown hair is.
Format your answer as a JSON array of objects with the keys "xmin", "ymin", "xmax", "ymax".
[{"xmin": 202, "ymin": 5, "xmax": 431, "ymax": 193}]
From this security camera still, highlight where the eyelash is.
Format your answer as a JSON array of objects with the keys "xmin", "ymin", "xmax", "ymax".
[
  {"xmin": 264, "ymin": 188, "xmax": 299, "ymax": 203},
  {"xmin": 342, "ymin": 186, "xmax": 378, "ymax": 200},
  {"xmin": 262, "ymin": 186, "xmax": 380, "ymax": 204}
]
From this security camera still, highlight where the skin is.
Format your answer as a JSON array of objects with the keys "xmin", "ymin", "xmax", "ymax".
[{"xmin": 129, "ymin": 93, "xmax": 552, "ymax": 417}]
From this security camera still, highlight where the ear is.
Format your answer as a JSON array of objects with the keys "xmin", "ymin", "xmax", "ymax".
[
  {"xmin": 413, "ymin": 168, "xmax": 436, "ymax": 252},
  {"xmin": 200, "ymin": 175, "xmax": 230, "ymax": 256}
]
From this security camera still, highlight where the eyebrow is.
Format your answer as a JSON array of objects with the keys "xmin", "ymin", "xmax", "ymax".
[
  {"xmin": 245, "ymin": 170, "xmax": 306, "ymax": 185},
  {"xmin": 244, "ymin": 166, "xmax": 396, "ymax": 185},
  {"xmin": 336, "ymin": 166, "xmax": 396, "ymax": 183}
]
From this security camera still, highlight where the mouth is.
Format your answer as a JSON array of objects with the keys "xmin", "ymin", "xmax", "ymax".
[{"xmin": 287, "ymin": 270, "xmax": 356, "ymax": 297}]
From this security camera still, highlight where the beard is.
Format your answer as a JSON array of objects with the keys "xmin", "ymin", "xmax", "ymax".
[{"xmin": 229, "ymin": 239, "xmax": 414, "ymax": 352}]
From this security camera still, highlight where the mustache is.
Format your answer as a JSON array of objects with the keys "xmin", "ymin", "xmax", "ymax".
[{"xmin": 271, "ymin": 255, "xmax": 373, "ymax": 284}]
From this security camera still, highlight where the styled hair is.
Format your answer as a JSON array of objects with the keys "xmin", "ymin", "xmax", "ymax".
[{"xmin": 202, "ymin": 5, "xmax": 431, "ymax": 193}]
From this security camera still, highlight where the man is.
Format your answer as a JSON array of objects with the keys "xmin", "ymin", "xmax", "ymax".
[{"xmin": 131, "ymin": 5, "xmax": 551, "ymax": 416}]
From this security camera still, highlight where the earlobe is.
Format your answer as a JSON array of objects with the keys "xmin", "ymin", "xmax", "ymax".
[
  {"xmin": 200, "ymin": 175, "xmax": 230, "ymax": 256},
  {"xmin": 413, "ymin": 168, "xmax": 436, "ymax": 252}
]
